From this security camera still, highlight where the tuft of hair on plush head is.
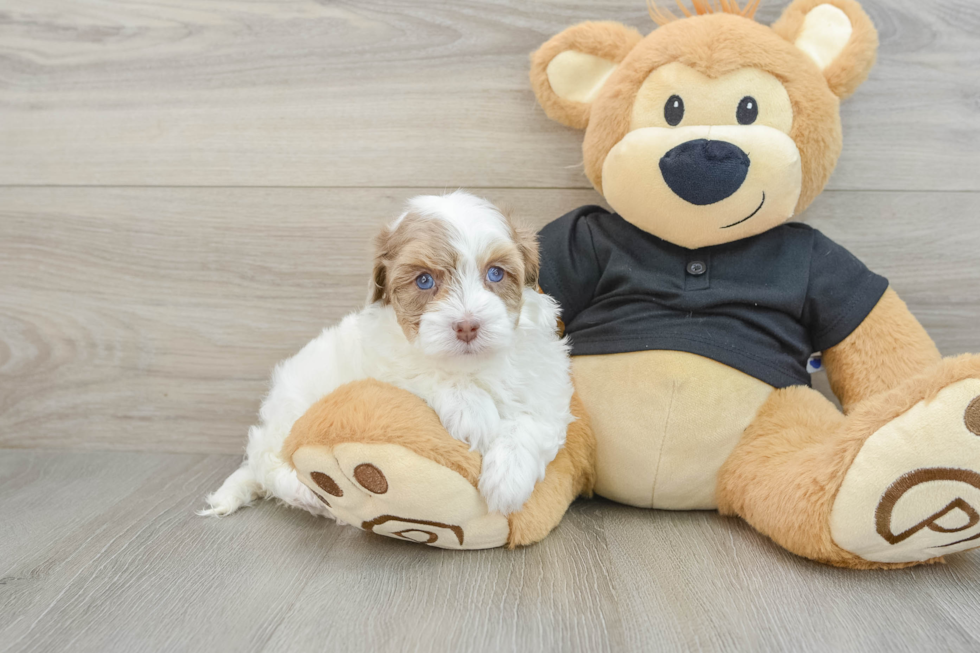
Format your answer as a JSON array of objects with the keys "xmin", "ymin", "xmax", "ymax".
[{"xmin": 646, "ymin": 0, "xmax": 761, "ymax": 26}]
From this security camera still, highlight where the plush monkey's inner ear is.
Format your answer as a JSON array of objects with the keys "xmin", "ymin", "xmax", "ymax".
[
  {"xmin": 795, "ymin": 4, "xmax": 853, "ymax": 70},
  {"xmin": 547, "ymin": 51, "xmax": 618, "ymax": 105},
  {"xmin": 530, "ymin": 21, "xmax": 643, "ymax": 130},
  {"xmin": 773, "ymin": 0, "xmax": 879, "ymax": 99}
]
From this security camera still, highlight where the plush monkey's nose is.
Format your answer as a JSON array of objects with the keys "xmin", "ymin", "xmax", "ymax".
[
  {"xmin": 454, "ymin": 319, "xmax": 480, "ymax": 343},
  {"xmin": 659, "ymin": 139, "xmax": 750, "ymax": 206}
]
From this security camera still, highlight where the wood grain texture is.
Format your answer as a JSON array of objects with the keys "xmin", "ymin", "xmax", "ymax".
[
  {"xmin": 2, "ymin": 187, "xmax": 979, "ymax": 454},
  {"xmin": 2, "ymin": 0, "xmax": 980, "ymax": 650},
  {"xmin": 0, "ymin": 449, "xmax": 977, "ymax": 653},
  {"xmin": 0, "ymin": 0, "xmax": 978, "ymax": 190}
]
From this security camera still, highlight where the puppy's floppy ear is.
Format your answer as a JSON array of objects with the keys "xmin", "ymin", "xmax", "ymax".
[
  {"xmin": 512, "ymin": 223, "xmax": 540, "ymax": 288},
  {"xmin": 530, "ymin": 21, "xmax": 643, "ymax": 130},
  {"xmin": 368, "ymin": 224, "xmax": 393, "ymax": 305},
  {"xmin": 772, "ymin": 0, "xmax": 878, "ymax": 99}
]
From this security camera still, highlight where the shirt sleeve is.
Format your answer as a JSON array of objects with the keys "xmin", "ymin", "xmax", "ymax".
[
  {"xmin": 802, "ymin": 229, "xmax": 889, "ymax": 352},
  {"xmin": 537, "ymin": 207, "xmax": 605, "ymax": 327}
]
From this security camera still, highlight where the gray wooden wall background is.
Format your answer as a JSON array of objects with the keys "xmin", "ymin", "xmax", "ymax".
[{"xmin": 2, "ymin": 1, "xmax": 979, "ymax": 652}]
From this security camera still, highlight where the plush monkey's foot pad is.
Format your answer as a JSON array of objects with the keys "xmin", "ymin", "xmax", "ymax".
[
  {"xmin": 832, "ymin": 379, "xmax": 980, "ymax": 563},
  {"xmin": 292, "ymin": 442, "xmax": 509, "ymax": 550}
]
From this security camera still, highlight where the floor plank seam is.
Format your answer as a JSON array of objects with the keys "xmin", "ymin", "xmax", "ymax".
[{"xmin": 1, "ymin": 185, "xmax": 979, "ymax": 194}]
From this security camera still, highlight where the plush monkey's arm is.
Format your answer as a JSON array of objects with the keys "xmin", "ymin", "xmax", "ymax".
[{"xmin": 822, "ymin": 288, "xmax": 941, "ymax": 413}]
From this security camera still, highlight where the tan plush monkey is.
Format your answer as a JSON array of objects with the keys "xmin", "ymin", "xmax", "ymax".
[{"xmin": 284, "ymin": 0, "xmax": 980, "ymax": 568}]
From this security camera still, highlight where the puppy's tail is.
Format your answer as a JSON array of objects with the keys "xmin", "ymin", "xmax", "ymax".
[{"xmin": 198, "ymin": 465, "xmax": 263, "ymax": 517}]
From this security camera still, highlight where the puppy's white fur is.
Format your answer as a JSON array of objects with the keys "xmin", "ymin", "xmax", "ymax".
[{"xmin": 202, "ymin": 191, "xmax": 574, "ymax": 518}]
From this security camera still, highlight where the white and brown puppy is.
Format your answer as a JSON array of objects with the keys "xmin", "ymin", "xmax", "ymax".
[{"xmin": 202, "ymin": 191, "xmax": 574, "ymax": 517}]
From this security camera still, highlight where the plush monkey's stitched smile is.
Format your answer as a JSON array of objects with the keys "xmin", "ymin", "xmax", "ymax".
[{"xmin": 721, "ymin": 192, "xmax": 766, "ymax": 229}]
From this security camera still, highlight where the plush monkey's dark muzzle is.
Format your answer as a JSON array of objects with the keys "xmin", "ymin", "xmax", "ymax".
[{"xmin": 659, "ymin": 139, "xmax": 750, "ymax": 206}]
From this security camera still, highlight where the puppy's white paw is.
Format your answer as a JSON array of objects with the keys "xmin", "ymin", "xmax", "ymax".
[
  {"xmin": 432, "ymin": 386, "xmax": 500, "ymax": 451},
  {"xmin": 478, "ymin": 442, "xmax": 540, "ymax": 515}
]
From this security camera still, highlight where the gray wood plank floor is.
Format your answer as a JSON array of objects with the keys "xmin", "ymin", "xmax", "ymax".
[
  {"xmin": 1, "ymin": 449, "xmax": 979, "ymax": 653},
  {"xmin": 2, "ymin": 0, "xmax": 980, "ymax": 650}
]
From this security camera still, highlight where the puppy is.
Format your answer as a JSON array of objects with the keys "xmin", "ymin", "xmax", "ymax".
[{"xmin": 201, "ymin": 191, "xmax": 574, "ymax": 518}]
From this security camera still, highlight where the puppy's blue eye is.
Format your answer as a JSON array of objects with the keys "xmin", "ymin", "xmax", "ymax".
[
  {"xmin": 486, "ymin": 266, "xmax": 504, "ymax": 283},
  {"xmin": 416, "ymin": 273, "xmax": 434, "ymax": 290}
]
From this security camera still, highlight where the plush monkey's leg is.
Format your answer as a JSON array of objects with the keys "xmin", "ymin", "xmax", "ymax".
[
  {"xmin": 718, "ymin": 354, "xmax": 980, "ymax": 569},
  {"xmin": 717, "ymin": 386, "xmax": 875, "ymax": 567},
  {"xmin": 283, "ymin": 379, "xmax": 591, "ymax": 549}
]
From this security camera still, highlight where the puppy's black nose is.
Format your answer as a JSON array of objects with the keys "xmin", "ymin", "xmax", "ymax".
[
  {"xmin": 659, "ymin": 139, "xmax": 750, "ymax": 206},
  {"xmin": 454, "ymin": 319, "xmax": 480, "ymax": 343}
]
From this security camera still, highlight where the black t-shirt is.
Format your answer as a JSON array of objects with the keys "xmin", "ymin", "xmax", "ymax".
[{"xmin": 537, "ymin": 206, "xmax": 889, "ymax": 388}]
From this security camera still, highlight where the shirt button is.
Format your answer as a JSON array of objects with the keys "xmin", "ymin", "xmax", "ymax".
[{"xmin": 686, "ymin": 260, "xmax": 707, "ymax": 276}]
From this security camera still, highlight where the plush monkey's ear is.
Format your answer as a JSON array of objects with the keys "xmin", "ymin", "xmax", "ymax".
[
  {"xmin": 772, "ymin": 0, "xmax": 878, "ymax": 99},
  {"xmin": 530, "ymin": 21, "xmax": 643, "ymax": 130}
]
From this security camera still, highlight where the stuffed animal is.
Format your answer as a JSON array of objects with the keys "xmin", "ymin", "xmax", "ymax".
[
  {"xmin": 282, "ymin": 378, "xmax": 596, "ymax": 549},
  {"xmin": 284, "ymin": 0, "xmax": 980, "ymax": 568}
]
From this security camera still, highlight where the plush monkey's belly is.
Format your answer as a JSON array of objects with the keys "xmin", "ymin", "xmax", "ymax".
[{"xmin": 572, "ymin": 350, "xmax": 773, "ymax": 510}]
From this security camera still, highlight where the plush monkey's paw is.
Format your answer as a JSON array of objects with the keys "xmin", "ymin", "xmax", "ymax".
[
  {"xmin": 290, "ymin": 442, "xmax": 510, "ymax": 550},
  {"xmin": 831, "ymin": 377, "xmax": 980, "ymax": 564}
]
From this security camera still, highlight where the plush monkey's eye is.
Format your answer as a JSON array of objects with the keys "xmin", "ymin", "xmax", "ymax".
[
  {"xmin": 664, "ymin": 95, "xmax": 684, "ymax": 126},
  {"xmin": 737, "ymin": 96, "xmax": 758, "ymax": 125},
  {"xmin": 486, "ymin": 266, "xmax": 504, "ymax": 283},
  {"xmin": 416, "ymin": 273, "xmax": 434, "ymax": 290}
]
